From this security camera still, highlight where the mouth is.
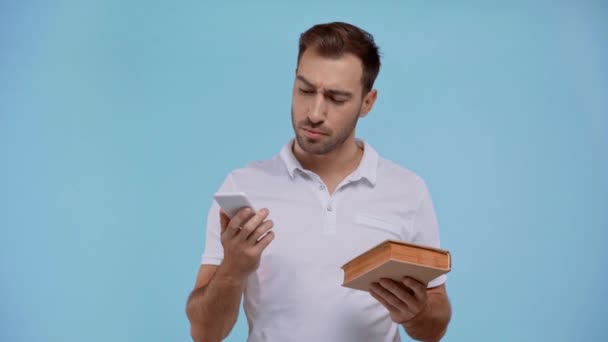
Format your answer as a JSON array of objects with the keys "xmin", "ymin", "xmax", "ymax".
[{"xmin": 301, "ymin": 127, "xmax": 327, "ymax": 139}]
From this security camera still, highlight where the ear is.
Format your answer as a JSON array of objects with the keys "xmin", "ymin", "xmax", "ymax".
[{"xmin": 359, "ymin": 89, "xmax": 378, "ymax": 118}]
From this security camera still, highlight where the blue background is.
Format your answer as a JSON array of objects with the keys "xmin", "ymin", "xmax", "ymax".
[{"xmin": 1, "ymin": 1, "xmax": 607, "ymax": 341}]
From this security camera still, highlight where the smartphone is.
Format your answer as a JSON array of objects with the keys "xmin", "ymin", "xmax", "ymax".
[
  {"xmin": 213, "ymin": 192, "xmax": 257, "ymax": 218},
  {"xmin": 213, "ymin": 192, "xmax": 272, "ymax": 241}
]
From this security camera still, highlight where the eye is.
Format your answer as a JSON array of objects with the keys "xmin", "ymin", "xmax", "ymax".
[
  {"xmin": 299, "ymin": 88, "xmax": 315, "ymax": 95},
  {"xmin": 331, "ymin": 98, "xmax": 347, "ymax": 105}
]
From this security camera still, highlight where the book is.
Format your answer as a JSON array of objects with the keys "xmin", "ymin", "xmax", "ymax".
[{"xmin": 341, "ymin": 240, "xmax": 451, "ymax": 291}]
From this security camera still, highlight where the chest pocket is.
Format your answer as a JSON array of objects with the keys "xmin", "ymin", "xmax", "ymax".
[{"xmin": 353, "ymin": 213, "xmax": 407, "ymax": 240}]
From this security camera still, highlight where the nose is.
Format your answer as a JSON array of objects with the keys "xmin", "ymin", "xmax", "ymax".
[{"xmin": 308, "ymin": 94, "xmax": 327, "ymax": 124}]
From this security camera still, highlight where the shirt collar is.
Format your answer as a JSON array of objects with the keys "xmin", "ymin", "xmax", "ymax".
[{"xmin": 279, "ymin": 139, "xmax": 378, "ymax": 187}]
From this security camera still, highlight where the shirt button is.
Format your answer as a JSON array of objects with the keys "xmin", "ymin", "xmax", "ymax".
[
  {"xmin": 327, "ymin": 205, "xmax": 333, "ymax": 211},
  {"xmin": 319, "ymin": 184, "xmax": 325, "ymax": 190}
]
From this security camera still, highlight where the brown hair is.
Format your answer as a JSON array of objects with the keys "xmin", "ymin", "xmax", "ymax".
[{"xmin": 297, "ymin": 22, "xmax": 381, "ymax": 94}]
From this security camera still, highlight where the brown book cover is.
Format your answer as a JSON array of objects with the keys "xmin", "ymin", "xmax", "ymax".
[{"xmin": 341, "ymin": 240, "xmax": 451, "ymax": 291}]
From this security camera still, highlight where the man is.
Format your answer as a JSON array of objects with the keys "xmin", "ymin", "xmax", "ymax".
[{"xmin": 186, "ymin": 22, "xmax": 451, "ymax": 342}]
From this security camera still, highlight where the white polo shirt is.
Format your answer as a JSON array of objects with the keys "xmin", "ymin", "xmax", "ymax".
[{"xmin": 201, "ymin": 139, "xmax": 446, "ymax": 342}]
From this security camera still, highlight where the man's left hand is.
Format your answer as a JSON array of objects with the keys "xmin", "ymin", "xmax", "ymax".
[{"xmin": 369, "ymin": 277, "xmax": 428, "ymax": 324}]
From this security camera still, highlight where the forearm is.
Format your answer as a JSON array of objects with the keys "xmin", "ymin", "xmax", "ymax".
[
  {"xmin": 402, "ymin": 292, "xmax": 452, "ymax": 342},
  {"xmin": 186, "ymin": 265, "xmax": 246, "ymax": 342}
]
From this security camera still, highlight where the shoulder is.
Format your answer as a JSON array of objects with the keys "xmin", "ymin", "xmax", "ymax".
[
  {"xmin": 376, "ymin": 155, "xmax": 427, "ymax": 190},
  {"xmin": 372, "ymin": 153, "xmax": 432, "ymax": 206},
  {"xmin": 227, "ymin": 154, "xmax": 286, "ymax": 185}
]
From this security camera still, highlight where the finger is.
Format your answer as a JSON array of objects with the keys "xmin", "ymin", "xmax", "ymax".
[
  {"xmin": 248, "ymin": 219, "xmax": 274, "ymax": 244},
  {"xmin": 219, "ymin": 210, "xmax": 230, "ymax": 233},
  {"xmin": 227, "ymin": 208, "xmax": 254, "ymax": 237},
  {"xmin": 252, "ymin": 230, "xmax": 274, "ymax": 253},
  {"xmin": 370, "ymin": 281, "xmax": 408, "ymax": 311},
  {"xmin": 369, "ymin": 284, "xmax": 399, "ymax": 311},
  {"xmin": 239, "ymin": 208, "xmax": 269, "ymax": 242},
  {"xmin": 402, "ymin": 277, "xmax": 427, "ymax": 302},
  {"xmin": 379, "ymin": 278, "xmax": 417, "ymax": 308},
  {"xmin": 370, "ymin": 290, "xmax": 397, "ymax": 312}
]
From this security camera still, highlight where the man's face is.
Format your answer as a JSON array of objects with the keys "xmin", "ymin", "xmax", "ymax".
[{"xmin": 291, "ymin": 50, "xmax": 373, "ymax": 155}]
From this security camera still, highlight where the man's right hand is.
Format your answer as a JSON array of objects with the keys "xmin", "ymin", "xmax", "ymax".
[{"xmin": 218, "ymin": 207, "xmax": 275, "ymax": 279}]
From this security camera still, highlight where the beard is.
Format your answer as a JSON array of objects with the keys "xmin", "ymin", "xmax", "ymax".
[{"xmin": 291, "ymin": 105, "xmax": 361, "ymax": 155}]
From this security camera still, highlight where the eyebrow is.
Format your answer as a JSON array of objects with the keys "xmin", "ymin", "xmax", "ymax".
[{"xmin": 296, "ymin": 75, "xmax": 353, "ymax": 98}]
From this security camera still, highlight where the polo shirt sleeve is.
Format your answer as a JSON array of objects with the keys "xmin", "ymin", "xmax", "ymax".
[
  {"xmin": 411, "ymin": 180, "xmax": 447, "ymax": 288},
  {"xmin": 200, "ymin": 173, "xmax": 237, "ymax": 266}
]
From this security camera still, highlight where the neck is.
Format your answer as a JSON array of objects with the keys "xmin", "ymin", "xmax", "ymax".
[{"xmin": 292, "ymin": 136, "xmax": 364, "ymax": 179}]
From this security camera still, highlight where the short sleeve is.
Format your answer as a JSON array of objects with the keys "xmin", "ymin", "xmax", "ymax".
[
  {"xmin": 200, "ymin": 173, "xmax": 237, "ymax": 265},
  {"xmin": 411, "ymin": 180, "xmax": 447, "ymax": 288}
]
